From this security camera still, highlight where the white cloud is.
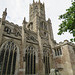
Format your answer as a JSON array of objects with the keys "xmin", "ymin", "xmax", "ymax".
[{"xmin": 0, "ymin": 0, "xmax": 73, "ymax": 43}]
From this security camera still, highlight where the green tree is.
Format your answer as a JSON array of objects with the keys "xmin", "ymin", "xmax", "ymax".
[{"xmin": 58, "ymin": 1, "xmax": 75, "ymax": 42}]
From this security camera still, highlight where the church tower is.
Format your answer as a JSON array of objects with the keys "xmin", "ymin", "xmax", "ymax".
[
  {"xmin": 26, "ymin": 0, "xmax": 56, "ymax": 75},
  {"xmin": 0, "ymin": 0, "xmax": 75, "ymax": 75},
  {"xmin": 29, "ymin": 0, "xmax": 45, "ymax": 21},
  {"xmin": 28, "ymin": 0, "xmax": 55, "ymax": 47},
  {"xmin": 28, "ymin": 0, "xmax": 46, "ymax": 33}
]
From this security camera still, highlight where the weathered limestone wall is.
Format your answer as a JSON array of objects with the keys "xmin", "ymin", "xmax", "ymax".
[
  {"xmin": 53, "ymin": 40, "xmax": 75, "ymax": 75},
  {"xmin": 61, "ymin": 45, "xmax": 73, "ymax": 75},
  {"xmin": 68, "ymin": 45, "xmax": 75, "ymax": 75}
]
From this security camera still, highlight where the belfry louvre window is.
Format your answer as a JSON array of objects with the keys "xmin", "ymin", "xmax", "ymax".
[
  {"xmin": 25, "ymin": 46, "xmax": 36, "ymax": 75},
  {"xmin": 43, "ymin": 49, "xmax": 50, "ymax": 75},
  {"xmin": 40, "ymin": 22, "xmax": 47, "ymax": 30},
  {"xmin": 0, "ymin": 41, "xmax": 18, "ymax": 75}
]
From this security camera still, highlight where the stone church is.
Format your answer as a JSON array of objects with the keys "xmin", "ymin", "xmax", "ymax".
[{"xmin": 0, "ymin": 0, "xmax": 75, "ymax": 75}]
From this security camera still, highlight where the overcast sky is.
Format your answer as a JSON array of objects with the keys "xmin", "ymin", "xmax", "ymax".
[{"xmin": 0, "ymin": 0, "xmax": 73, "ymax": 43}]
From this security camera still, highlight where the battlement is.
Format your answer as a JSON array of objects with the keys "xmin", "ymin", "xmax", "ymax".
[{"xmin": 29, "ymin": 0, "xmax": 45, "ymax": 21}]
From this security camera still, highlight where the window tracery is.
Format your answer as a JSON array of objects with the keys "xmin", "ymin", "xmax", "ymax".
[
  {"xmin": 4, "ymin": 26, "xmax": 11, "ymax": 34},
  {"xmin": 15, "ymin": 32, "xmax": 20, "ymax": 37},
  {"xmin": 54, "ymin": 47, "xmax": 62, "ymax": 56},
  {"xmin": 25, "ymin": 46, "xmax": 36, "ymax": 74},
  {"xmin": 0, "ymin": 41, "xmax": 18, "ymax": 75},
  {"xmin": 27, "ymin": 22, "xmax": 33, "ymax": 31},
  {"xmin": 40, "ymin": 21, "xmax": 47, "ymax": 30},
  {"xmin": 43, "ymin": 48, "xmax": 50, "ymax": 75}
]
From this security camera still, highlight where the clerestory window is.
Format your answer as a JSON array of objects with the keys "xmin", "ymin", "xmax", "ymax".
[{"xmin": 4, "ymin": 26, "xmax": 11, "ymax": 34}]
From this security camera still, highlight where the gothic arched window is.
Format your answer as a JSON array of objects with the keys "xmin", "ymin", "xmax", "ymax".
[
  {"xmin": 15, "ymin": 32, "xmax": 21, "ymax": 37},
  {"xmin": 27, "ymin": 22, "xmax": 33, "ymax": 31},
  {"xmin": 43, "ymin": 49, "xmax": 50, "ymax": 75},
  {"xmin": 4, "ymin": 26, "xmax": 11, "ymax": 34},
  {"xmin": 54, "ymin": 47, "xmax": 62, "ymax": 56},
  {"xmin": 40, "ymin": 22, "xmax": 47, "ymax": 30},
  {"xmin": 25, "ymin": 46, "xmax": 36, "ymax": 74},
  {"xmin": 0, "ymin": 41, "xmax": 19, "ymax": 75}
]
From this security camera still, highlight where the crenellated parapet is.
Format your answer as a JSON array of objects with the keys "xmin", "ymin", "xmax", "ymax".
[{"xmin": 29, "ymin": 0, "xmax": 45, "ymax": 22}]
